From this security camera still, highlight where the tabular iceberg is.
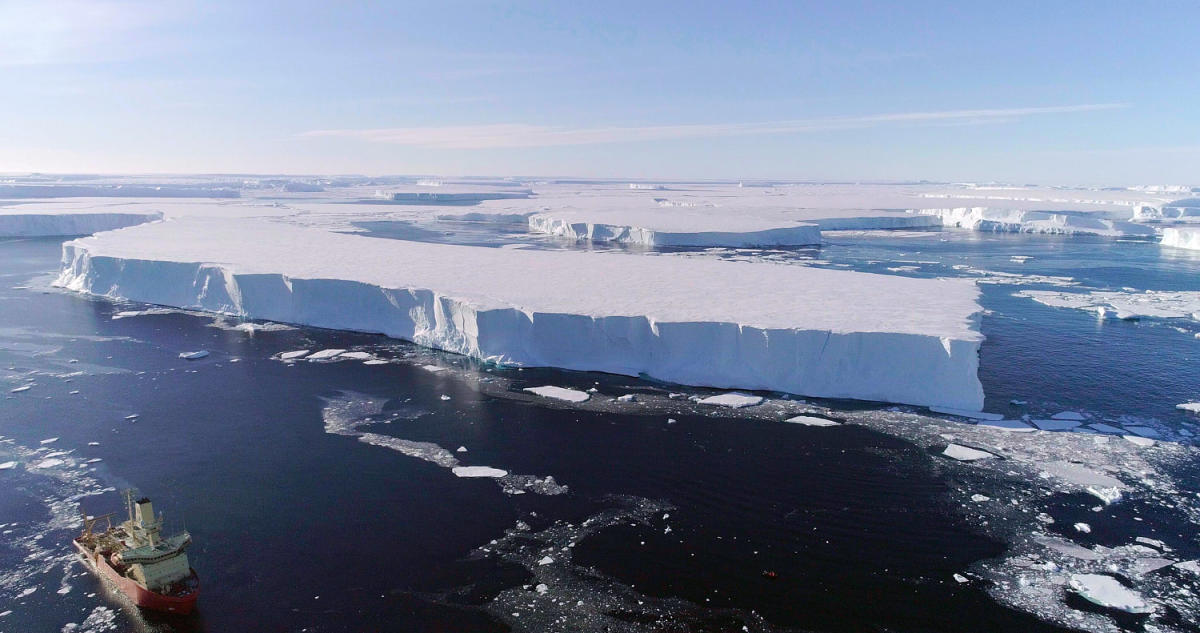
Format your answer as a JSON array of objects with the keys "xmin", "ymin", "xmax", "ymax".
[
  {"xmin": 916, "ymin": 207, "xmax": 1157, "ymax": 237},
  {"xmin": 56, "ymin": 217, "xmax": 986, "ymax": 410},
  {"xmin": 0, "ymin": 210, "xmax": 163, "ymax": 237}
]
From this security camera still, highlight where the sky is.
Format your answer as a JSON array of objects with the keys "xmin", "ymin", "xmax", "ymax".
[{"xmin": 0, "ymin": 0, "xmax": 1197, "ymax": 184}]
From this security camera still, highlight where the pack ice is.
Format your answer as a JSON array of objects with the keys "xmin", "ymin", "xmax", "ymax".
[{"xmin": 56, "ymin": 217, "xmax": 986, "ymax": 409}]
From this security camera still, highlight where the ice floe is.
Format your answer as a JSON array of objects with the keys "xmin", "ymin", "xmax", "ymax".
[
  {"xmin": 784, "ymin": 415, "xmax": 840, "ymax": 426},
  {"xmin": 942, "ymin": 444, "xmax": 996, "ymax": 461},
  {"xmin": 1069, "ymin": 574, "xmax": 1154, "ymax": 614},
  {"xmin": 178, "ymin": 350, "xmax": 209, "ymax": 360},
  {"xmin": 523, "ymin": 386, "xmax": 591, "ymax": 403},
  {"xmin": 306, "ymin": 348, "xmax": 346, "ymax": 360},
  {"xmin": 696, "ymin": 392, "xmax": 763, "ymax": 408},
  {"xmin": 1017, "ymin": 289, "xmax": 1200, "ymax": 322},
  {"xmin": 452, "ymin": 466, "xmax": 508, "ymax": 478}
]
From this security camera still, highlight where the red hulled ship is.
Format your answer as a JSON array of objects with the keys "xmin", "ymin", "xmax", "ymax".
[{"xmin": 74, "ymin": 491, "xmax": 199, "ymax": 614}]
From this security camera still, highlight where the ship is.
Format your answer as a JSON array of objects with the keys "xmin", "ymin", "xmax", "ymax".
[{"xmin": 73, "ymin": 490, "xmax": 200, "ymax": 614}]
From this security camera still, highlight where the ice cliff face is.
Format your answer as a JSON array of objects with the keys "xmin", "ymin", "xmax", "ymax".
[
  {"xmin": 528, "ymin": 214, "xmax": 822, "ymax": 247},
  {"xmin": 917, "ymin": 207, "xmax": 1158, "ymax": 237},
  {"xmin": 55, "ymin": 218, "xmax": 986, "ymax": 410},
  {"xmin": 1161, "ymin": 227, "xmax": 1200, "ymax": 251},
  {"xmin": 0, "ymin": 211, "xmax": 163, "ymax": 237}
]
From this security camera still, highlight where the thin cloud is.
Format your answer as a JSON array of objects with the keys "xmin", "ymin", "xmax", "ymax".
[{"xmin": 300, "ymin": 104, "xmax": 1127, "ymax": 149}]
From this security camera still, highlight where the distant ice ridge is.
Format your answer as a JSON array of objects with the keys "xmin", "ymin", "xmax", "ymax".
[
  {"xmin": 528, "ymin": 212, "xmax": 822, "ymax": 247},
  {"xmin": 0, "ymin": 210, "xmax": 162, "ymax": 237},
  {"xmin": 917, "ymin": 207, "xmax": 1158, "ymax": 237},
  {"xmin": 0, "ymin": 184, "xmax": 239, "ymax": 198},
  {"xmin": 1161, "ymin": 227, "xmax": 1200, "ymax": 251},
  {"xmin": 56, "ymin": 217, "xmax": 986, "ymax": 409}
]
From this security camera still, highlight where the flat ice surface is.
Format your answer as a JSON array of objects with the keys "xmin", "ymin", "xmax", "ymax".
[
  {"xmin": 784, "ymin": 415, "xmax": 840, "ymax": 426},
  {"xmin": 697, "ymin": 393, "xmax": 764, "ymax": 408},
  {"xmin": 1068, "ymin": 574, "xmax": 1153, "ymax": 614},
  {"xmin": 1176, "ymin": 402, "xmax": 1200, "ymax": 414},
  {"xmin": 1018, "ymin": 289, "xmax": 1200, "ymax": 322},
  {"xmin": 523, "ymin": 386, "xmax": 591, "ymax": 403},
  {"xmin": 58, "ymin": 217, "xmax": 986, "ymax": 409},
  {"xmin": 919, "ymin": 207, "xmax": 1158, "ymax": 237},
  {"xmin": 452, "ymin": 466, "xmax": 509, "ymax": 478},
  {"xmin": 307, "ymin": 348, "xmax": 346, "ymax": 360},
  {"xmin": 929, "ymin": 406, "xmax": 1003, "ymax": 421},
  {"xmin": 943, "ymin": 444, "xmax": 996, "ymax": 461}
]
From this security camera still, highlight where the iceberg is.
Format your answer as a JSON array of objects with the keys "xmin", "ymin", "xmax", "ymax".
[
  {"xmin": 529, "ymin": 210, "xmax": 822, "ymax": 247},
  {"xmin": 1161, "ymin": 227, "xmax": 1200, "ymax": 251},
  {"xmin": 56, "ymin": 217, "xmax": 987, "ymax": 410},
  {"xmin": 918, "ymin": 207, "xmax": 1157, "ymax": 237},
  {"xmin": 0, "ymin": 209, "xmax": 162, "ymax": 237},
  {"xmin": 1068, "ymin": 574, "xmax": 1153, "ymax": 614}
]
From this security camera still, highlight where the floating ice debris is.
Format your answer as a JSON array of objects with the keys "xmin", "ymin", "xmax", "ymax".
[
  {"xmin": 1087, "ymin": 487, "xmax": 1123, "ymax": 505},
  {"xmin": 1123, "ymin": 435, "xmax": 1154, "ymax": 447},
  {"xmin": 456, "ymin": 446, "xmax": 468, "ymax": 453},
  {"xmin": 943, "ymin": 444, "xmax": 996, "ymax": 461},
  {"xmin": 1017, "ymin": 289, "xmax": 1200, "ymax": 322},
  {"xmin": 39, "ymin": 437, "xmax": 59, "ymax": 444},
  {"xmin": 1010, "ymin": 255, "xmax": 1032, "ymax": 263},
  {"xmin": 33, "ymin": 458, "xmax": 64, "ymax": 468},
  {"xmin": 1031, "ymin": 419, "xmax": 1082, "ymax": 431},
  {"xmin": 616, "ymin": 394, "xmax": 636, "ymax": 403},
  {"xmin": 420, "ymin": 364, "xmax": 446, "ymax": 373},
  {"xmin": 1122, "ymin": 425, "xmax": 1160, "ymax": 438},
  {"xmin": 1035, "ymin": 535, "xmax": 1102, "ymax": 560},
  {"xmin": 971, "ymin": 494, "xmax": 991, "ymax": 502},
  {"xmin": 337, "ymin": 351, "xmax": 373, "ymax": 360},
  {"xmin": 178, "ymin": 350, "xmax": 209, "ymax": 360},
  {"xmin": 1087, "ymin": 423, "xmax": 1125, "ymax": 434},
  {"xmin": 17, "ymin": 587, "xmax": 36, "ymax": 597},
  {"xmin": 1068, "ymin": 574, "xmax": 1153, "ymax": 614},
  {"xmin": 535, "ymin": 583, "xmax": 549, "ymax": 594},
  {"xmin": 929, "ymin": 406, "xmax": 1003, "ymax": 421},
  {"xmin": 438, "ymin": 394, "xmax": 451, "ymax": 401},
  {"xmin": 522, "ymin": 386, "xmax": 590, "ymax": 403},
  {"xmin": 10, "ymin": 385, "xmax": 30, "ymax": 393},
  {"xmin": 1175, "ymin": 560, "xmax": 1200, "ymax": 574},
  {"xmin": 537, "ymin": 556, "xmax": 554, "ymax": 566},
  {"xmin": 1176, "ymin": 402, "xmax": 1200, "ymax": 414},
  {"xmin": 362, "ymin": 359, "xmax": 389, "ymax": 365},
  {"xmin": 785, "ymin": 415, "xmax": 840, "ymax": 427},
  {"xmin": 87, "ymin": 442, "xmax": 99, "ymax": 446},
  {"xmin": 1010, "ymin": 399, "xmax": 1027, "ymax": 405},
  {"xmin": 953, "ymin": 573, "xmax": 969, "ymax": 583},
  {"xmin": 85, "ymin": 458, "xmax": 102, "ymax": 463},
  {"xmin": 1051, "ymin": 411, "xmax": 1086, "ymax": 421},
  {"xmin": 0, "ymin": 461, "xmax": 16, "ymax": 470},
  {"xmin": 279, "ymin": 349, "xmax": 310, "ymax": 360},
  {"xmin": 0, "ymin": 609, "xmax": 9, "ymax": 616},
  {"xmin": 306, "ymin": 348, "xmax": 345, "ymax": 360},
  {"xmin": 111, "ymin": 308, "xmax": 176, "ymax": 319},
  {"xmin": 69, "ymin": 390, "xmax": 79, "ymax": 395},
  {"xmin": 976, "ymin": 419, "xmax": 1035, "ymax": 432},
  {"xmin": 1074, "ymin": 522, "xmax": 1092, "ymax": 533},
  {"xmin": 1135, "ymin": 537, "xmax": 1167, "ymax": 550},
  {"xmin": 123, "ymin": 414, "xmax": 138, "ymax": 420},
  {"xmin": 666, "ymin": 418, "xmax": 677, "ymax": 424},
  {"xmin": 697, "ymin": 392, "xmax": 763, "ymax": 408},
  {"xmin": 452, "ymin": 466, "xmax": 508, "ymax": 478}
]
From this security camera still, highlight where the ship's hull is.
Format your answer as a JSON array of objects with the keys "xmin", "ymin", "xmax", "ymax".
[{"xmin": 73, "ymin": 540, "xmax": 199, "ymax": 614}]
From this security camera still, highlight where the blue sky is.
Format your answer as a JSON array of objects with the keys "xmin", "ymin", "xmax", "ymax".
[{"xmin": 1, "ymin": 0, "xmax": 1197, "ymax": 183}]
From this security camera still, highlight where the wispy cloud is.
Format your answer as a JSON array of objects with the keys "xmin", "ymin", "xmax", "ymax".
[
  {"xmin": 299, "ymin": 104, "xmax": 1127, "ymax": 149},
  {"xmin": 0, "ymin": 0, "xmax": 183, "ymax": 66}
]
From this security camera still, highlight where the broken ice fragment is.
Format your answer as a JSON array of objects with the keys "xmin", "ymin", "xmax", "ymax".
[
  {"xmin": 942, "ymin": 444, "xmax": 996, "ymax": 461},
  {"xmin": 1068, "ymin": 574, "xmax": 1153, "ymax": 614},
  {"xmin": 522, "ymin": 386, "xmax": 590, "ymax": 403},
  {"xmin": 697, "ymin": 392, "xmax": 763, "ymax": 408},
  {"xmin": 785, "ymin": 415, "xmax": 840, "ymax": 427},
  {"xmin": 451, "ymin": 466, "xmax": 508, "ymax": 478},
  {"xmin": 178, "ymin": 350, "xmax": 209, "ymax": 360}
]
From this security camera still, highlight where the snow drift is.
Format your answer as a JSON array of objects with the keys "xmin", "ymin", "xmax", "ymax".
[{"xmin": 56, "ymin": 217, "xmax": 986, "ymax": 409}]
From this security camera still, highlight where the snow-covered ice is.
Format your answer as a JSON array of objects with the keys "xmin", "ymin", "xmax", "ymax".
[
  {"xmin": 1161, "ymin": 227, "xmax": 1200, "ymax": 251},
  {"xmin": 1017, "ymin": 289, "xmax": 1200, "ymax": 322},
  {"xmin": 784, "ymin": 415, "xmax": 840, "ymax": 426},
  {"xmin": 279, "ymin": 349, "xmax": 310, "ymax": 359},
  {"xmin": 942, "ymin": 444, "xmax": 996, "ymax": 461},
  {"xmin": 929, "ymin": 406, "xmax": 1003, "ymax": 421},
  {"xmin": 55, "ymin": 215, "xmax": 988, "ymax": 408},
  {"xmin": 452, "ymin": 466, "xmax": 508, "ymax": 478},
  {"xmin": 178, "ymin": 350, "xmax": 209, "ymax": 360},
  {"xmin": 1176, "ymin": 402, "xmax": 1200, "ymax": 414},
  {"xmin": 1068, "ymin": 574, "xmax": 1153, "ymax": 614},
  {"xmin": 523, "ymin": 386, "xmax": 591, "ymax": 403},
  {"xmin": 918, "ymin": 207, "xmax": 1158, "ymax": 237},
  {"xmin": 306, "ymin": 348, "xmax": 346, "ymax": 360},
  {"xmin": 697, "ymin": 393, "xmax": 763, "ymax": 408}
]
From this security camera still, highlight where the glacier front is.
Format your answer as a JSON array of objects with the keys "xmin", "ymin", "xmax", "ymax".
[{"xmin": 56, "ymin": 217, "xmax": 986, "ymax": 410}]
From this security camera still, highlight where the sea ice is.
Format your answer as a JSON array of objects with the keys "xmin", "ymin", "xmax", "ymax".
[
  {"xmin": 1176, "ymin": 402, "xmax": 1200, "ymax": 414},
  {"xmin": 1051, "ymin": 411, "xmax": 1086, "ymax": 421},
  {"xmin": 784, "ymin": 415, "xmax": 840, "ymax": 426},
  {"xmin": 10, "ymin": 386, "xmax": 30, "ymax": 393},
  {"xmin": 1031, "ymin": 419, "xmax": 1082, "ymax": 431},
  {"xmin": 337, "ymin": 351, "xmax": 374, "ymax": 360},
  {"xmin": 279, "ymin": 349, "xmax": 311, "ymax": 360},
  {"xmin": 1087, "ymin": 423, "xmax": 1126, "ymax": 434},
  {"xmin": 929, "ymin": 406, "xmax": 1004, "ymax": 421},
  {"xmin": 616, "ymin": 394, "xmax": 636, "ymax": 402},
  {"xmin": 306, "ymin": 348, "xmax": 346, "ymax": 360},
  {"xmin": 697, "ymin": 393, "xmax": 763, "ymax": 408},
  {"xmin": 452, "ymin": 466, "xmax": 509, "ymax": 478},
  {"xmin": 1073, "ymin": 522, "xmax": 1092, "ymax": 533},
  {"xmin": 1161, "ymin": 227, "xmax": 1200, "ymax": 251},
  {"xmin": 33, "ymin": 458, "xmax": 64, "ymax": 468},
  {"xmin": 39, "ymin": 437, "xmax": 59, "ymax": 444},
  {"xmin": 974, "ymin": 419, "xmax": 1035, "ymax": 432},
  {"xmin": 1123, "ymin": 435, "xmax": 1154, "ymax": 447},
  {"xmin": 942, "ymin": 444, "xmax": 996, "ymax": 461},
  {"xmin": 1017, "ymin": 289, "xmax": 1200, "ymax": 322},
  {"xmin": 1068, "ymin": 574, "xmax": 1154, "ymax": 614},
  {"xmin": 0, "ymin": 461, "xmax": 16, "ymax": 470},
  {"xmin": 523, "ymin": 386, "xmax": 591, "ymax": 403},
  {"xmin": 178, "ymin": 350, "xmax": 209, "ymax": 360}
]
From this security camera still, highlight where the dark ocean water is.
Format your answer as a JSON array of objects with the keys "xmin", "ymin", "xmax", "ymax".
[{"xmin": 1, "ymin": 233, "xmax": 1197, "ymax": 633}]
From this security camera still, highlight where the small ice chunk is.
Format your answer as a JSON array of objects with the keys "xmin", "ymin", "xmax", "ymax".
[
  {"xmin": 17, "ymin": 587, "xmax": 36, "ymax": 598},
  {"xmin": 0, "ymin": 461, "xmax": 16, "ymax": 470},
  {"xmin": 39, "ymin": 437, "xmax": 59, "ymax": 444},
  {"xmin": 1087, "ymin": 423, "xmax": 1124, "ymax": 434},
  {"xmin": 338, "ymin": 351, "xmax": 374, "ymax": 360},
  {"xmin": 929, "ymin": 406, "xmax": 1004, "ymax": 421},
  {"xmin": 1009, "ymin": 399, "xmax": 1027, "ymax": 405},
  {"xmin": 1123, "ymin": 435, "xmax": 1154, "ymax": 447},
  {"xmin": 87, "ymin": 442, "xmax": 100, "ymax": 446},
  {"xmin": 86, "ymin": 458, "xmax": 102, "ymax": 463},
  {"xmin": 456, "ymin": 446, "xmax": 468, "ymax": 453},
  {"xmin": 279, "ymin": 349, "xmax": 310, "ymax": 360},
  {"xmin": 362, "ymin": 359, "xmax": 389, "ymax": 365},
  {"xmin": 697, "ymin": 392, "xmax": 763, "ymax": 408},
  {"xmin": 942, "ymin": 444, "xmax": 996, "ymax": 461},
  {"xmin": 1087, "ymin": 486, "xmax": 1123, "ymax": 505},
  {"xmin": 1073, "ymin": 522, "xmax": 1092, "ymax": 533},
  {"xmin": 124, "ymin": 414, "xmax": 138, "ymax": 420},
  {"xmin": 1122, "ymin": 425, "xmax": 1160, "ymax": 438},
  {"xmin": 10, "ymin": 385, "xmax": 31, "ymax": 393},
  {"xmin": 306, "ymin": 348, "xmax": 345, "ymax": 360},
  {"xmin": 538, "ymin": 556, "xmax": 555, "ymax": 566},
  {"xmin": 1036, "ymin": 536, "xmax": 1102, "ymax": 560},
  {"xmin": 976, "ymin": 419, "xmax": 1035, "ymax": 432},
  {"xmin": 1031, "ymin": 419, "xmax": 1081, "ymax": 431},
  {"xmin": 178, "ymin": 350, "xmax": 209, "ymax": 360},
  {"xmin": 953, "ymin": 573, "xmax": 969, "ymax": 583},
  {"xmin": 970, "ymin": 494, "xmax": 991, "ymax": 502},
  {"xmin": 452, "ymin": 466, "xmax": 508, "ymax": 478},
  {"xmin": 1174, "ymin": 560, "xmax": 1200, "ymax": 574},
  {"xmin": 535, "ymin": 583, "xmax": 548, "ymax": 594},
  {"xmin": 523, "ymin": 386, "xmax": 590, "ymax": 403},
  {"xmin": 1175, "ymin": 402, "xmax": 1200, "ymax": 414},
  {"xmin": 1129, "ymin": 558, "xmax": 1175, "ymax": 577},
  {"xmin": 1051, "ymin": 411, "xmax": 1086, "ymax": 421},
  {"xmin": 33, "ymin": 458, "xmax": 64, "ymax": 468},
  {"xmin": 616, "ymin": 394, "xmax": 636, "ymax": 403},
  {"xmin": 785, "ymin": 415, "xmax": 840, "ymax": 427},
  {"xmin": 1068, "ymin": 574, "xmax": 1153, "ymax": 614},
  {"xmin": 440, "ymin": 395, "xmax": 451, "ymax": 401}
]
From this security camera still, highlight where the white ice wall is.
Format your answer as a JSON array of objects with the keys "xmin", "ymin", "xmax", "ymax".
[
  {"xmin": 1161, "ymin": 227, "xmax": 1200, "ymax": 251},
  {"xmin": 528, "ymin": 214, "xmax": 822, "ymax": 247},
  {"xmin": 0, "ymin": 212, "xmax": 162, "ymax": 237},
  {"xmin": 917, "ymin": 207, "xmax": 1157, "ymax": 237}
]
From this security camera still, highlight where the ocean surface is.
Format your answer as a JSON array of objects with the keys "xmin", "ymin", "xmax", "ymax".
[{"xmin": 1, "ymin": 231, "xmax": 1197, "ymax": 633}]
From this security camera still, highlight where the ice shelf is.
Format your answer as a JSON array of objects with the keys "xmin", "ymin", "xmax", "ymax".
[
  {"xmin": 0, "ymin": 209, "xmax": 162, "ymax": 237},
  {"xmin": 56, "ymin": 217, "xmax": 986, "ymax": 409}
]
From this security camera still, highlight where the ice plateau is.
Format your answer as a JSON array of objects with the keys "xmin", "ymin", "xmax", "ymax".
[{"xmin": 56, "ymin": 216, "xmax": 986, "ymax": 409}]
